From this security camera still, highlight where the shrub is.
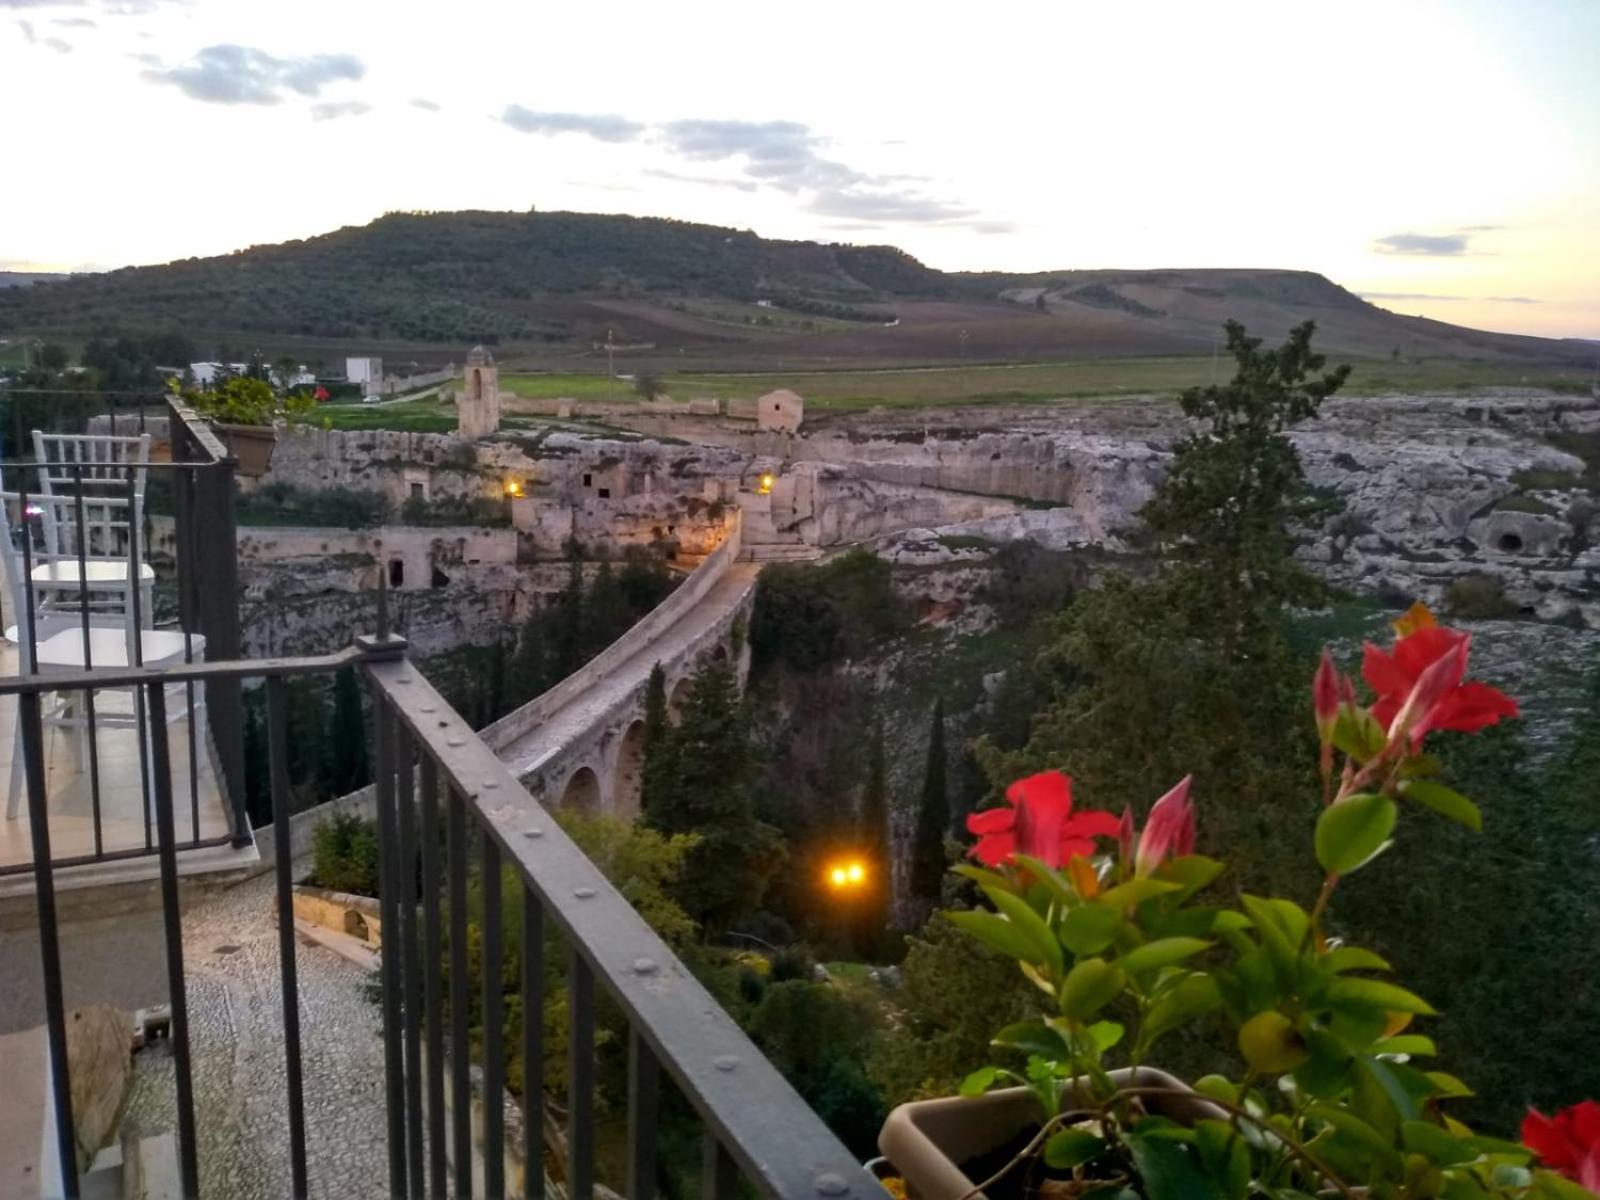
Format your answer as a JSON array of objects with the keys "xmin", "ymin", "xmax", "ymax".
[
  {"xmin": 237, "ymin": 481, "xmax": 390, "ymax": 528},
  {"xmin": 398, "ymin": 493, "xmax": 510, "ymax": 527},
  {"xmin": 310, "ymin": 812, "xmax": 380, "ymax": 896},
  {"xmin": 1447, "ymin": 571, "xmax": 1521, "ymax": 619}
]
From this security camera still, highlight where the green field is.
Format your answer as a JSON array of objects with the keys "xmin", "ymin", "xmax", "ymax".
[{"xmin": 320, "ymin": 355, "xmax": 1596, "ymax": 431}]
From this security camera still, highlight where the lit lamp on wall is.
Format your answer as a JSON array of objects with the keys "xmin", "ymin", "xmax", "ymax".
[
  {"xmin": 825, "ymin": 858, "xmax": 867, "ymax": 891},
  {"xmin": 503, "ymin": 478, "xmax": 525, "ymax": 499},
  {"xmin": 757, "ymin": 472, "xmax": 775, "ymax": 495}
]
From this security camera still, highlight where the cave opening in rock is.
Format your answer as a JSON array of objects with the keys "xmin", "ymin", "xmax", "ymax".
[{"xmin": 1498, "ymin": 533, "xmax": 1524, "ymax": 554}]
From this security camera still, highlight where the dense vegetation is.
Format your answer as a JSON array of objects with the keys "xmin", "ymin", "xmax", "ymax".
[{"xmin": 0, "ymin": 210, "xmax": 954, "ymax": 342}]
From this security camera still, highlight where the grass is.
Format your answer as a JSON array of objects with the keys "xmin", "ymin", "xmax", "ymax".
[{"xmin": 318, "ymin": 398, "xmax": 457, "ymax": 432}]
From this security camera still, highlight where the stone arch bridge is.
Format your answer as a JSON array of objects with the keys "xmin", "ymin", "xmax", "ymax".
[{"xmin": 480, "ymin": 512, "xmax": 758, "ymax": 819}]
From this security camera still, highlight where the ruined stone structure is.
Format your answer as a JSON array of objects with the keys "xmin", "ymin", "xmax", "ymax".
[{"xmin": 457, "ymin": 344, "xmax": 502, "ymax": 439}]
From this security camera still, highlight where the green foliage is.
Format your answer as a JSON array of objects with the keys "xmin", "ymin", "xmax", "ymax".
[
  {"xmin": 310, "ymin": 812, "xmax": 380, "ymax": 896},
  {"xmin": 910, "ymin": 697, "xmax": 951, "ymax": 905},
  {"xmin": 80, "ymin": 332, "xmax": 195, "ymax": 389},
  {"xmin": 397, "ymin": 493, "xmax": 511, "ymax": 527},
  {"xmin": 236, "ymin": 480, "xmax": 391, "ymax": 528},
  {"xmin": 180, "ymin": 375, "xmax": 319, "ymax": 427},
  {"xmin": 1447, "ymin": 572, "xmax": 1522, "ymax": 619},
  {"xmin": 750, "ymin": 550, "xmax": 905, "ymax": 674},
  {"xmin": 642, "ymin": 662, "xmax": 787, "ymax": 930}
]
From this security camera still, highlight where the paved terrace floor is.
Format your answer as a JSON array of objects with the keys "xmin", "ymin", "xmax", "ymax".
[
  {"xmin": 0, "ymin": 638, "xmax": 229, "ymax": 875},
  {"xmin": 495, "ymin": 562, "xmax": 761, "ymax": 780}
]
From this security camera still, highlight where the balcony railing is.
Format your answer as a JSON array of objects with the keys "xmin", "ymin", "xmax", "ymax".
[{"xmin": 10, "ymin": 622, "xmax": 882, "ymax": 1199}]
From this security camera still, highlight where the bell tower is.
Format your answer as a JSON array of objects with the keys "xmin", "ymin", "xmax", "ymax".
[{"xmin": 457, "ymin": 345, "xmax": 502, "ymax": 438}]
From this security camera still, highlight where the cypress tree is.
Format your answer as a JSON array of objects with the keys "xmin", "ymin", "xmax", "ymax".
[
  {"xmin": 552, "ymin": 556, "xmax": 586, "ymax": 678},
  {"xmin": 910, "ymin": 697, "xmax": 949, "ymax": 905},
  {"xmin": 856, "ymin": 720, "xmax": 891, "ymax": 950},
  {"xmin": 324, "ymin": 666, "xmax": 369, "ymax": 794},
  {"xmin": 643, "ymin": 662, "xmax": 668, "ymax": 754}
]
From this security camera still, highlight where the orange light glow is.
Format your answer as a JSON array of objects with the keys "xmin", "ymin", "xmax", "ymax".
[
  {"xmin": 826, "ymin": 859, "xmax": 868, "ymax": 889},
  {"xmin": 504, "ymin": 479, "xmax": 524, "ymax": 498},
  {"xmin": 758, "ymin": 472, "xmax": 775, "ymax": 495}
]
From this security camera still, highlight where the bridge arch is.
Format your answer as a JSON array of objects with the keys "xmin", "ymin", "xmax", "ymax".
[
  {"xmin": 611, "ymin": 720, "xmax": 648, "ymax": 820},
  {"xmin": 558, "ymin": 765, "xmax": 603, "ymax": 814},
  {"xmin": 667, "ymin": 675, "xmax": 693, "ymax": 724}
]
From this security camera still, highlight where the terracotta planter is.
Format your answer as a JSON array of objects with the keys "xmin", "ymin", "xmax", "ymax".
[
  {"xmin": 878, "ymin": 1066, "xmax": 1219, "ymax": 1200},
  {"xmin": 212, "ymin": 421, "xmax": 277, "ymax": 477}
]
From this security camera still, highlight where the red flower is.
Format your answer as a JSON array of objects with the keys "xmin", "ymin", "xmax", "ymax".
[
  {"xmin": 1135, "ymin": 776, "xmax": 1196, "ymax": 876},
  {"xmin": 1362, "ymin": 624, "xmax": 1518, "ymax": 745},
  {"xmin": 1523, "ymin": 1100, "xmax": 1600, "ymax": 1191},
  {"xmin": 313, "ymin": 385, "xmax": 330, "ymax": 402},
  {"xmin": 966, "ymin": 771, "xmax": 1121, "ymax": 869}
]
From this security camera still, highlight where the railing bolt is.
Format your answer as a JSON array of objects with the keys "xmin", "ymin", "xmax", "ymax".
[
  {"xmin": 632, "ymin": 958, "xmax": 658, "ymax": 975},
  {"xmin": 483, "ymin": 779, "xmax": 500, "ymax": 790},
  {"xmin": 574, "ymin": 886, "xmax": 596, "ymax": 899},
  {"xmin": 814, "ymin": 1174, "xmax": 849, "ymax": 1196},
  {"xmin": 523, "ymin": 827, "xmax": 544, "ymax": 839},
  {"xmin": 714, "ymin": 1055, "xmax": 739, "ymax": 1072},
  {"xmin": 420, "ymin": 704, "xmax": 436, "ymax": 714},
  {"xmin": 447, "ymin": 736, "xmax": 466, "ymax": 747}
]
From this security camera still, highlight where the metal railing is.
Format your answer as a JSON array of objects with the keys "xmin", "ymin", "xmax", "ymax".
[
  {"xmin": 0, "ymin": 391, "xmax": 246, "ymax": 876},
  {"xmin": 9, "ymin": 616, "xmax": 884, "ymax": 1200}
]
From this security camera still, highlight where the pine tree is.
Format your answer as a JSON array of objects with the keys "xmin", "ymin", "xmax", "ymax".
[
  {"xmin": 642, "ymin": 663, "xmax": 786, "ymax": 929},
  {"xmin": 585, "ymin": 558, "xmax": 631, "ymax": 656},
  {"xmin": 642, "ymin": 662, "xmax": 668, "ymax": 755},
  {"xmin": 910, "ymin": 697, "xmax": 949, "ymax": 906},
  {"xmin": 552, "ymin": 556, "xmax": 586, "ymax": 679},
  {"xmin": 511, "ymin": 602, "xmax": 549, "ymax": 705},
  {"xmin": 856, "ymin": 720, "xmax": 891, "ymax": 950},
  {"xmin": 324, "ymin": 666, "xmax": 369, "ymax": 795}
]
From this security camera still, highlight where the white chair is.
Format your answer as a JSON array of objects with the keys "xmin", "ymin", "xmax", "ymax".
[
  {"xmin": 0, "ymin": 490, "xmax": 205, "ymax": 820},
  {"xmin": 23, "ymin": 434, "xmax": 155, "ymax": 627}
]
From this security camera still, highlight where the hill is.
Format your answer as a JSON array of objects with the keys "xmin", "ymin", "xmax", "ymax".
[{"xmin": 0, "ymin": 209, "xmax": 1585, "ymax": 368}]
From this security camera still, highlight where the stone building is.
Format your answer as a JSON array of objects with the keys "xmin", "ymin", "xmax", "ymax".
[
  {"xmin": 457, "ymin": 345, "xmax": 502, "ymax": 438},
  {"xmin": 756, "ymin": 388, "xmax": 804, "ymax": 432}
]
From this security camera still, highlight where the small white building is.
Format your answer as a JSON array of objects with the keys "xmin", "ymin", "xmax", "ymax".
[
  {"xmin": 188, "ymin": 362, "xmax": 248, "ymax": 386},
  {"xmin": 346, "ymin": 356, "xmax": 384, "ymax": 385}
]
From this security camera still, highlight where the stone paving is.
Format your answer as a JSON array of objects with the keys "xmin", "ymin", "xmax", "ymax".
[{"xmin": 122, "ymin": 871, "xmax": 392, "ymax": 1199}]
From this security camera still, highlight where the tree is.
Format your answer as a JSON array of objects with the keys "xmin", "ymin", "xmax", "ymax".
[
  {"xmin": 584, "ymin": 558, "xmax": 630, "ymax": 656},
  {"xmin": 551, "ymin": 554, "xmax": 586, "ymax": 679},
  {"xmin": 642, "ymin": 663, "xmax": 786, "ymax": 929},
  {"xmin": 642, "ymin": 662, "xmax": 668, "ymax": 753},
  {"xmin": 910, "ymin": 697, "xmax": 949, "ymax": 907},
  {"xmin": 634, "ymin": 372, "xmax": 663, "ymax": 401},
  {"xmin": 978, "ymin": 322, "xmax": 1345, "ymax": 898},
  {"xmin": 323, "ymin": 666, "xmax": 369, "ymax": 795},
  {"xmin": 855, "ymin": 721, "xmax": 891, "ymax": 951}
]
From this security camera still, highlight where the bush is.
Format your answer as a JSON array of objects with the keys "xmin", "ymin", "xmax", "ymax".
[
  {"xmin": 750, "ymin": 550, "xmax": 905, "ymax": 674},
  {"xmin": 237, "ymin": 481, "xmax": 390, "ymax": 528},
  {"xmin": 398, "ymin": 493, "xmax": 510, "ymax": 527},
  {"xmin": 1446, "ymin": 571, "xmax": 1521, "ymax": 619},
  {"xmin": 310, "ymin": 812, "xmax": 380, "ymax": 896}
]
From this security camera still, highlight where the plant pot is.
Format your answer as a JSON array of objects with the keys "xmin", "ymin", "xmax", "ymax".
[
  {"xmin": 878, "ymin": 1066, "xmax": 1219, "ymax": 1200},
  {"xmin": 212, "ymin": 421, "xmax": 277, "ymax": 477}
]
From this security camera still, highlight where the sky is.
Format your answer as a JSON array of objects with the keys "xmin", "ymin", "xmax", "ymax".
[{"xmin": 2, "ymin": 0, "xmax": 1597, "ymax": 341}]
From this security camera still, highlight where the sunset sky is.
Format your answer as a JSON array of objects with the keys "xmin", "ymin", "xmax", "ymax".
[{"xmin": 3, "ymin": 0, "xmax": 1596, "ymax": 340}]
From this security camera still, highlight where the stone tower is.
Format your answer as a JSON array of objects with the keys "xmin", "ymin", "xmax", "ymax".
[{"xmin": 457, "ymin": 345, "xmax": 502, "ymax": 439}]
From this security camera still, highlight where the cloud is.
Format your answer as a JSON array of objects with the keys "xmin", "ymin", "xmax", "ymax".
[
  {"xmin": 144, "ymin": 44, "xmax": 364, "ymax": 105},
  {"xmin": 53, "ymin": 16, "xmax": 96, "ymax": 26},
  {"xmin": 809, "ymin": 190, "xmax": 975, "ymax": 223},
  {"xmin": 1360, "ymin": 292, "xmax": 1540, "ymax": 305},
  {"xmin": 499, "ymin": 106, "xmax": 643, "ymax": 142},
  {"xmin": 2, "ymin": 0, "xmax": 179, "ymax": 9},
  {"xmin": 643, "ymin": 168, "xmax": 758, "ymax": 193},
  {"xmin": 410, "ymin": 97, "xmax": 441, "ymax": 112},
  {"xmin": 660, "ymin": 119, "xmax": 865, "ymax": 191},
  {"xmin": 42, "ymin": 33, "xmax": 68, "ymax": 50},
  {"xmin": 311, "ymin": 100, "xmax": 370, "ymax": 121},
  {"xmin": 1373, "ymin": 232, "xmax": 1470, "ymax": 256}
]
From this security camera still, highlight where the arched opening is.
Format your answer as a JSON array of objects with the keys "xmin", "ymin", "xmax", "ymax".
[
  {"xmin": 388, "ymin": 558, "xmax": 405, "ymax": 588},
  {"xmin": 471, "ymin": 367, "xmax": 482, "ymax": 400},
  {"xmin": 711, "ymin": 644, "xmax": 729, "ymax": 665},
  {"xmin": 667, "ymin": 676, "xmax": 693, "ymax": 724},
  {"xmin": 1498, "ymin": 532, "xmax": 1524, "ymax": 554},
  {"xmin": 612, "ymin": 721, "xmax": 648, "ymax": 820},
  {"xmin": 559, "ymin": 766, "xmax": 602, "ymax": 814}
]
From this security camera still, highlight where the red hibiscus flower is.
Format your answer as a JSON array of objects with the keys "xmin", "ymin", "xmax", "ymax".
[
  {"xmin": 966, "ymin": 771, "xmax": 1121, "ymax": 869},
  {"xmin": 1523, "ymin": 1100, "xmax": 1600, "ymax": 1191},
  {"xmin": 1135, "ymin": 776, "xmax": 1196, "ymax": 876},
  {"xmin": 1362, "ymin": 621, "xmax": 1517, "ymax": 745}
]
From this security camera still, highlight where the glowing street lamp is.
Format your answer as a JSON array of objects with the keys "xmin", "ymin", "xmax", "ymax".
[
  {"xmin": 757, "ymin": 472, "xmax": 775, "ymax": 495},
  {"xmin": 826, "ymin": 859, "xmax": 868, "ymax": 891},
  {"xmin": 503, "ymin": 479, "xmax": 525, "ymax": 498}
]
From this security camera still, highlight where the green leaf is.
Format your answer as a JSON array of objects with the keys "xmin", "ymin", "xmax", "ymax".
[
  {"xmin": 1332, "ymin": 704, "xmax": 1388, "ymax": 762},
  {"xmin": 1239, "ymin": 895, "xmax": 1299, "ymax": 987},
  {"xmin": 1308, "ymin": 1102, "xmax": 1400, "ymax": 1166},
  {"xmin": 1322, "ymin": 946, "xmax": 1391, "ymax": 974},
  {"xmin": 1315, "ymin": 793, "xmax": 1397, "ymax": 875},
  {"xmin": 1011, "ymin": 855, "xmax": 1081, "ymax": 908},
  {"xmin": 1533, "ymin": 1171, "xmax": 1600, "ymax": 1200},
  {"xmin": 1372, "ymin": 1034, "xmax": 1437, "ymax": 1057},
  {"xmin": 1124, "ymin": 1133, "xmax": 1212, "ymax": 1200},
  {"xmin": 983, "ymin": 886, "xmax": 1065, "ymax": 977},
  {"xmin": 992, "ymin": 1021, "xmax": 1071, "ymax": 1061},
  {"xmin": 1097, "ymin": 878, "xmax": 1182, "ymax": 910},
  {"xmin": 1424, "ymin": 1071, "xmax": 1474, "ymax": 1098},
  {"xmin": 1043, "ymin": 1128, "xmax": 1106, "ymax": 1169},
  {"xmin": 1323, "ymin": 977, "xmax": 1437, "ymax": 1016},
  {"xmin": 947, "ymin": 910, "xmax": 1040, "ymax": 963},
  {"xmin": 1086, "ymin": 1020, "xmax": 1125, "ymax": 1052},
  {"xmin": 1117, "ymin": 937, "xmax": 1213, "ymax": 975},
  {"xmin": 1402, "ymin": 1119, "xmax": 1478, "ymax": 1166},
  {"xmin": 1156, "ymin": 854, "xmax": 1226, "ymax": 896},
  {"xmin": 1192, "ymin": 1075, "xmax": 1238, "ymax": 1105},
  {"xmin": 959, "ymin": 1066, "xmax": 998, "ymax": 1096},
  {"xmin": 951, "ymin": 864, "xmax": 1015, "ymax": 893},
  {"xmin": 1195, "ymin": 1120, "xmax": 1251, "ymax": 1200},
  {"xmin": 1059, "ymin": 958, "xmax": 1125, "ymax": 1020},
  {"xmin": 1401, "ymin": 780, "xmax": 1483, "ymax": 832},
  {"xmin": 1060, "ymin": 904, "xmax": 1122, "ymax": 956},
  {"xmin": 1142, "ymin": 973, "xmax": 1221, "ymax": 1046}
]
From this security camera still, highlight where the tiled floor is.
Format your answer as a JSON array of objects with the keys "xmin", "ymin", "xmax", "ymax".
[{"xmin": 0, "ymin": 638, "xmax": 230, "ymax": 870}]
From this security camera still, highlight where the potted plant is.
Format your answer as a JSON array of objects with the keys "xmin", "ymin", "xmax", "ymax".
[
  {"xmin": 174, "ymin": 376, "xmax": 319, "ymax": 476},
  {"xmin": 879, "ymin": 603, "xmax": 1599, "ymax": 1200}
]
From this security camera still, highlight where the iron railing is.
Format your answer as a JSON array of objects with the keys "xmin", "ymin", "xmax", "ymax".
[
  {"xmin": 0, "ymin": 391, "xmax": 246, "ymax": 876},
  {"xmin": 8, "ymin": 620, "xmax": 885, "ymax": 1200}
]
